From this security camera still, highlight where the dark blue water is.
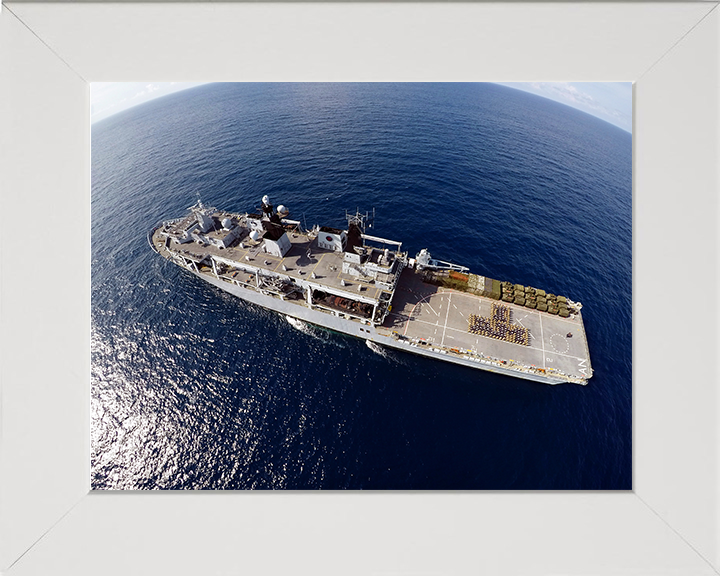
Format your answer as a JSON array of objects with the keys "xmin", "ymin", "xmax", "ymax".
[{"xmin": 91, "ymin": 83, "xmax": 632, "ymax": 490}]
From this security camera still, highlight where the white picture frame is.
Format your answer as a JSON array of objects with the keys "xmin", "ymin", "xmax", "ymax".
[{"xmin": 1, "ymin": 2, "xmax": 718, "ymax": 574}]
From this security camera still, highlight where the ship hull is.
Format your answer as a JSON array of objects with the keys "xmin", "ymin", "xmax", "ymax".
[{"xmin": 185, "ymin": 267, "xmax": 571, "ymax": 385}]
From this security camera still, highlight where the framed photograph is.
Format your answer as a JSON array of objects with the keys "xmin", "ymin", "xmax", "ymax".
[{"xmin": 1, "ymin": 2, "xmax": 718, "ymax": 575}]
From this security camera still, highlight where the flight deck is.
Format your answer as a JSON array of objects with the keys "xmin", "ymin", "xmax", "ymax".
[{"xmin": 380, "ymin": 269, "xmax": 593, "ymax": 381}]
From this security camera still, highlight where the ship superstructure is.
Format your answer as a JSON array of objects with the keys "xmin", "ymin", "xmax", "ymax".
[{"xmin": 149, "ymin": 197, "xmax": 593, "ymax": 385}]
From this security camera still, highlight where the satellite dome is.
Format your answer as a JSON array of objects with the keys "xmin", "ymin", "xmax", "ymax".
[
  {"xmin": 221, "ymin": 218, "xmax": 233, "ymax": 230},
  {"xmin": 277, "ymin": 205, "xmax": 289, "ymax": 217},
  {"xmin": 249, "ymin": 230, "xmax": 261, "ymax": 242},
  {"xmin": 262, "ymin": 195, "xmax": 270, "ymax": 205}
]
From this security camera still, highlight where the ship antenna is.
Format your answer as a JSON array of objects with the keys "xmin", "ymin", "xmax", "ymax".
[
  {"xmin": 346, "ymin": 209, "xmax": 364, "ymax": 233},
  {"xmin": 345, "ymin": 207, "xmax": 376, "ymax": 234}
]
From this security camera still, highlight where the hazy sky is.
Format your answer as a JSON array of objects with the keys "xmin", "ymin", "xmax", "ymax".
[
  {"xmin": 92, "ymin": 82, "xmax": 632, "ymax": 132},
  {"xmin": 496, "ymin": 82, "xmax": 632, "ymax": 133},
  {"xmin": 91, "ymin": 82, "xmax": 207, "ymax": 124}
]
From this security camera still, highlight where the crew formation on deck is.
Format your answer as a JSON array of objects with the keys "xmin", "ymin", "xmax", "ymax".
[{"xmin": 468, "ymin": 303, "xmax": 530, "ymax": 346}]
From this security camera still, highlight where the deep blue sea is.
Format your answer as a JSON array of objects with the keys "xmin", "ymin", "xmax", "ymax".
[{"xmin": 91, "ymin": 83, "xmax": 632, "ymax": 490}]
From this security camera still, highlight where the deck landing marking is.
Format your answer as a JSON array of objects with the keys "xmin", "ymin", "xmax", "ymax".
[
  {"xmin": 550, "ymin": 333, "xmax": 570, "ymax": 353},
  {"xmin": 578, "ymin": 358, "xmax": 588, "ymax": 376},
  {"xmin": 403, "ymin": 291, "xmax": 438, "ymax": 336}
]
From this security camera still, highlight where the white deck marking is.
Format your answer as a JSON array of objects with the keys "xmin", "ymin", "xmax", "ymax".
[
  {"xmin": 549, "ymin": 333, "xmax": 570, "ymax": 353},
  {"xmin": 403, "ymin": 292, "xmax": 437, "ymax": 336},
  {"xmin": 578, "ymin": 358, "xmax": 588, "ymax": 376},
  {"xmin": 514, "ymin": 313, "xmax": 535, "ymax": 339},
  {"xmin": 539, "ymin": 312, "xmax": 546, "ymax": 369},
  {"xmin": 440, "ymin": 292, "xmax": 452, "ymax": 347}
]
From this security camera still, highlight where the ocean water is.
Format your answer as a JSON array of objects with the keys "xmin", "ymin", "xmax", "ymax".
[{"xmin": 91, "ymin": 83, "xmax": 632, "ymax": 490}]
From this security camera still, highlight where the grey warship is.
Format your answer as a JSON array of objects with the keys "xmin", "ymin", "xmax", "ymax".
[{"xmin": 149, "ymin": 196, "xmax": 593, "ymax": 385}]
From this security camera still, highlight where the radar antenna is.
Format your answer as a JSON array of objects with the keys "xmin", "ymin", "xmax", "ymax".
[{"xmin": 188, "ymin": 191, "xmax": 205, "ymax": 212}]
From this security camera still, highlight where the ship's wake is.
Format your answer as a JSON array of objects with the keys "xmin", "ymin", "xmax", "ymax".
[
  {"xmin": 366, "ymin": 340, "xmax": 413, "ymax": 368},
  {"xmin": 285, "ymin": 315, "xmax": 309, "ymax": 333},
  {"xmin": 284, "ymin": 315, "xmax": 347, "ymax": 347},
  {"xmin": 365, "ymin": 340, "xmax": 387, "ymax": 357},
  {"xmin": 366, "ymin": 340, "xmax": 408, "ymax": 366}
]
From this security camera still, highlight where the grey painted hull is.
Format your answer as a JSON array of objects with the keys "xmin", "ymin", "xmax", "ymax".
[{"xmin": 189, "ymin": 269, "xmax": 571, "ymax": 385}]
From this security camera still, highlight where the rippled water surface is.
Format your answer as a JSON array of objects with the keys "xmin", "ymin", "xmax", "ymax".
[{"xmin": 92, "ymin": 83, "xmax": 632, "ymax": 489}]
